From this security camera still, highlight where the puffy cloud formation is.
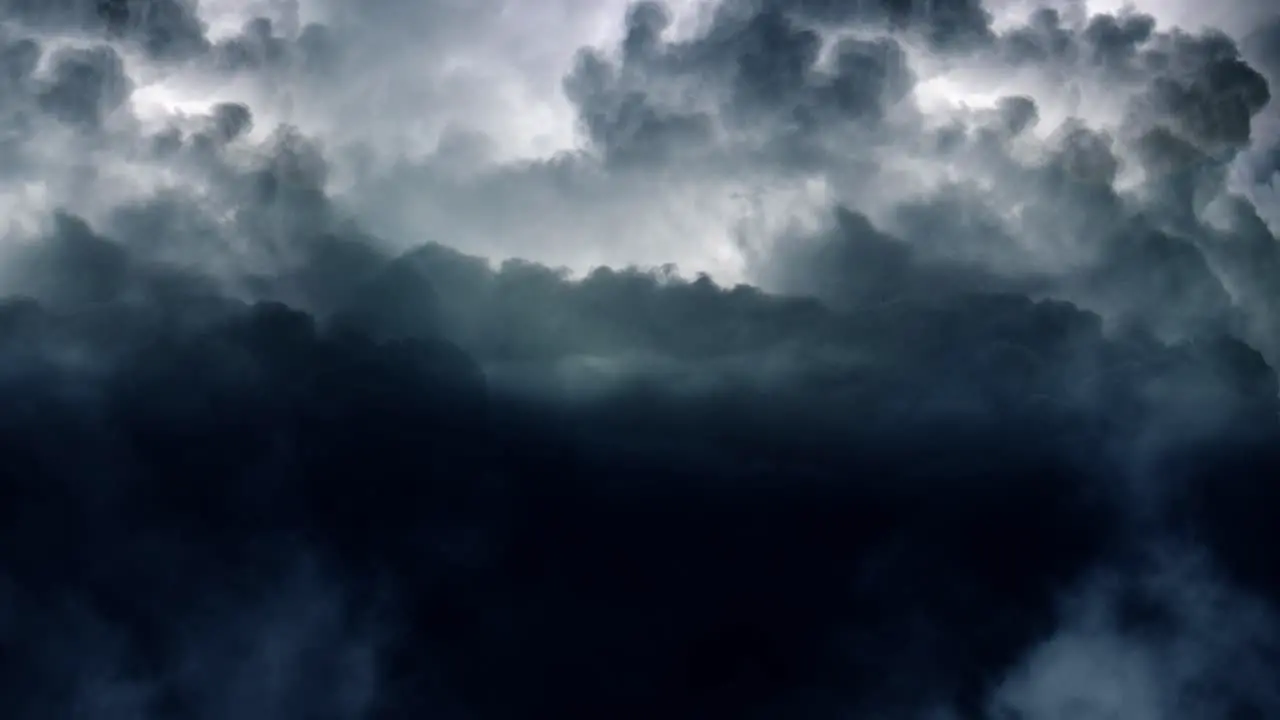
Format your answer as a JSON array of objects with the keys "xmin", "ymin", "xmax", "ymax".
[{"xmin": 1, "ymin": 0, "xmax": 1280, "ymax": 717}]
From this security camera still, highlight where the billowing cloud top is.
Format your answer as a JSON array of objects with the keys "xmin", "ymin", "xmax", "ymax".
[{"xmin": 1, "ymin": 0, "xmax": 1280, "ymax": 718}]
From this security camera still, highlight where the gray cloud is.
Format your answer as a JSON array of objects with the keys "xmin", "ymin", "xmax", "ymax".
[
  {"xmin": 0, "ymin": 0, "xmax": 209, "ymax": 60},
  {"xmin": 2, "ymin": 0, "xmax": 1280, "ymax": 716},
  {"xmin": 37, "ymin": 44, "xmax": 133, "ymax": 129}
]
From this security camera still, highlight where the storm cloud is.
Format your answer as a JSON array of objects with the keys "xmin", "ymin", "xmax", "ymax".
[{"xmin": 0, "ymin": 0, "xmax": 1279, "ymax": 717}]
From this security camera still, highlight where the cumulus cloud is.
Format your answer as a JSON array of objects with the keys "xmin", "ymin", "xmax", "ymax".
[{"xmin": 1, "ymin": 0, "xmax": 1279, "ymax": 717}]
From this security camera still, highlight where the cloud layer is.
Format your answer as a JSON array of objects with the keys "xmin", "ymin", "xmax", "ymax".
[{"xmin": 1, "ymin": 0, "xmax": 1279, "ymax": 717}]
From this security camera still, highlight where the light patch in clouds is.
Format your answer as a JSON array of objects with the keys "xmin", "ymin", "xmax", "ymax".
[
  {"xmin": 915, "ymin": 74, "xmax": 1005, "ymax": 112},
  {"xmin": 131, "ymin": 81, "xmax": 220, "ymax": 123},
  {"xmin": 0, "ymin": 182, "xmax": 52, "ymax": 240}
]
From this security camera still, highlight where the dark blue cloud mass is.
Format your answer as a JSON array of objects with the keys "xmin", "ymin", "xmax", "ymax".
[{"xmin": 0, "ymin": 0, "xmax": 1278, "ymax": 718}]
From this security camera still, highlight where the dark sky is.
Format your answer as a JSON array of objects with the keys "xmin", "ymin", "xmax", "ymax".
[{"xmin": 0, "ymin": 0, "xmax": 1279, "ymax": 717}]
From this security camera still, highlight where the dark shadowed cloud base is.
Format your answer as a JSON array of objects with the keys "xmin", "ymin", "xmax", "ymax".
[{"xmin": 1, "ymin": 0, "xmax": 1280, "ymax": 718}]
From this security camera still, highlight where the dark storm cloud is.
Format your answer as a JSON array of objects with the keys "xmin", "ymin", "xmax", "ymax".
[
  {"xmin": 1127, "ymin": 35, "xmax": 1270, "ymax": 164},
  {"xmin": 761, "ymin": 6, "xmax": 1280, "ymax": 358},
  {"xmin": 966, "ymin": 7, "xmax": 1273, "ymax": 168},
  {"xmin": 4, "ymin": 194, "xmax": 1280, "ymax": 716},
  {"xmin": 765, "ymin": 0, "xmax": 996, "ymax": 52},
  {"xmin": 208, "ymin": 16, "xmax": 287, "ymax": 71},
  {"xmin": 208, "ymin": 15, "xmax": 344, "ymax": 77},
  {"xmin": 997, "ymin": 6, "xmax": 1158, "ymax": 72},
  {"xmin": 0, "ymin": 0, "xmax": 209, "ymax": 60},
  {"xmin": 206, "ymin": 100, "xmax": 252, "ymax": 142},
  {"xmin": 0, "ymin": 29, "xmax": 141, "ymax": 201},
  {"xmin": 760, "ymin": 205, "xmax": 1026, "ymax": 309},
  {"xmin": 0, "ymin": 0, "xmax": 334, "ymax": 86},
  {"xmin": 37, "ymin": 44, "xmax": 133, "ymax": 130},
  {"xmin": 0, "ymin": 28, "xmax": 39, "ymax": 81},
  {"xmin": 564, "ymin": 1, "xmax": 918, "ymax": 170},
  {"xmin": 3, "ymin": 0, "xmax": 1280, "ymax": 717},
  {"xmin": 757, "ymin": 193, "xmax": 1243, "ymax": 350},
  {"xmin": 732, "ymin": 95, "xmax": 1247, "ymax": 345},
  {"xmin": 557, "ymin": 3, "xmax": 1270, "ymax": 227}
]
